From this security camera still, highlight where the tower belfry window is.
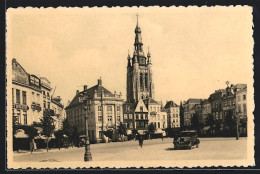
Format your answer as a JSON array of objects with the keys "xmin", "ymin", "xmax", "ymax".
[
  {"xmin": 140, "ymin": 73, "xmax": 143, "ymax": 89},
  {"xmin": 145, "ymin": 73, "xmax": 148, "ymax": 90}
]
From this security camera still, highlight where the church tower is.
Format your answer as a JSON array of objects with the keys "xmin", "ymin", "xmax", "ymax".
[{"xmin": 126, "ymin": 15, "xmax": 155, "ymax": 103}]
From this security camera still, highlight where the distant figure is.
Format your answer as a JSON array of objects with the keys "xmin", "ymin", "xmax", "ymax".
[
  {"xmin": 162, "ymin": 134, "xmax": 164, "ymax": 141},
  {"xmin": 33, "ymin": 139, "xmax": 37, "ymax": 151},
  {"xmin": 139, "ymin": 135, "xmax": 143, "ymax": 148},
  {"xmin": 30, "ymin": 141, "xmax": 33, "ymax": 154}
]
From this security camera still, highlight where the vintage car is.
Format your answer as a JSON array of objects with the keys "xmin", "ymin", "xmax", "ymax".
[{"xmin": 173, "ymin": 130, "xmax": 200, "ymax": 150}]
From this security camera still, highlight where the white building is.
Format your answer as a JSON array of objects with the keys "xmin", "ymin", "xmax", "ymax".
[
  {"xmin": 164, "ymin": 101, "xmax": 180, "ymax": 128},
  {"xmin": 12, "ymin": 58, "xmax": 43, "ymax": 125},
  {"xmin": 65, "ymin": 78, "xmax": 124, "ymax": 142},
  {"xmin": 236, "ymin": 85, "xmax": 247, "ymax": 134}
]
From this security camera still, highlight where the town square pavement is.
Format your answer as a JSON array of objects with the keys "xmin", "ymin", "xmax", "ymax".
[{"xmin": 13, "ymin": 137, "xmax": 247, "ymax": 162}]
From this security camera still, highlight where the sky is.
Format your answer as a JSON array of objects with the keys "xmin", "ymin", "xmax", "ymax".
[{"xmin": 7, "ymin": 6, "xmax": 253, "ymax": 106}]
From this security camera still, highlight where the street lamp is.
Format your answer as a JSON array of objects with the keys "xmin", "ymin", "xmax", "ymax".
[
  {"xmin": 235, "ymin": 111, "xmax": 241, "ymax": 140},
  {"xmin": 84, "ymin": 105, "xmax": 92, "ymax": 161}
]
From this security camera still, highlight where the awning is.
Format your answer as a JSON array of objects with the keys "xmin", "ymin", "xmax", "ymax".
[
  {"xmin": 79, "ymin": 135, "xmax": 86, "ymax": 138},
  {"xmin": 34, "ymin": 135, "xmax": 46, "ymax": 139},
  {"xmin": 155, "ymin": 128, "xmax": 163, "ymax": 133},
  {"xmin": 14, "ymin": 129, "xmax": 29, "ymax": 138},
  {"xmin": 137, "ymin": 130, "xmax": 146, "ymax": 135},
  {"xmin": 203, "ymin": 126, "xmax": 210, "ymax": 131},
  {"xmin": 127, "ymin": 130, "xmax": 132, "ymax": 135}
]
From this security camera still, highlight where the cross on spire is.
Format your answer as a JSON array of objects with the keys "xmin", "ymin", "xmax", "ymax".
[{"xmin": 136, "ymin": 13, "xmax": 139, "ymax": 26}]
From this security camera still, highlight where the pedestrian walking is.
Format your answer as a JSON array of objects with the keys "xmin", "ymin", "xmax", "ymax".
[
  {"xmin": 162, "ymin": 133, "xmax": 164, "ymax": 141},
  {"xmin": 139, "ymin": 135, "xmax": 143, "ymax": 148},
  {"xmin": 30, "ymin": 141, "xmax": 33, "ymax": 154},
  {"xmin": 33, "ymin": 139, "xmax": 37, "ymax": 151}
]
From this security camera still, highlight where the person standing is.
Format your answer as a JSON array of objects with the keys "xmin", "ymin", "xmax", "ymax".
[{"xmin": 139, "ymin": 135, "xmax": 143, "ymax": 148}]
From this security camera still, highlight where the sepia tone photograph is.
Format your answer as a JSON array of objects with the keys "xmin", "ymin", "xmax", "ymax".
[{"xmin": 6, "ymin": 6, "xmax": 254, "ymax": 168}]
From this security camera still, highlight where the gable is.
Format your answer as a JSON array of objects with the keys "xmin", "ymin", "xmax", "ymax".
[{"xmin": 134, "ymin": 100, "xmax": 148, "ymax": 112}]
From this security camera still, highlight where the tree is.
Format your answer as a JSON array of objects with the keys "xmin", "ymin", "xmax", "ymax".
[
  {"xmin": 118, "ymin": 122, "xmax": 127, "ymax": 141},
  {"xmin": 40, "ymin": 110, "xmax": 55, "ymax": 152},
  {"xmin": 225, "ymin": 110, "xmax": 236, "ymax": 135},
  {"xmin": 13, "ymin": 115, "xmax": 19, "ymax": 151},
  {"xmin": 71, "ymin": 125, "xmax": 79, "ymax": 147},
  {"xmin": 215, "ymin": 120, "xmax": 222, "ymax": 136},
  {"xmin": 17, "ymin": 125, "xmax": 38, "ymax": 153},
  {"xmin": 62, "ymin": 118, "xmax": 72, "ymax": 147},
  {"xmin": 191, "ymin": 113, "xmax": 200, "ymax": 132},
  {"xmin": 148, "ymin": 123, "xmax": 156, "ymax": 138},
  {"xmin": 54, "ymin": 130, "xmax": 64, "ymax": 150},
  {"xmin": 205, "ymin": 113, "xmax": 215, "ymax": 135}
]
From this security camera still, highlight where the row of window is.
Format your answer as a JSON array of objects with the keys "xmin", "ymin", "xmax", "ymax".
[
  {"xmin": 12, "ymin": 89, "xmax": 27, "ymax": 104},
  {"xmin": 149, "ymin": 106, "xmax": 161, "ymax": 112},
  {"xmin": 98, "ymin": 114, "xmax": 121, "ymax": 123},
  {"xmin": 12, "ymin": 88, "xmax": 41, "ymax": 105},
  {"xmin": 98, "ymin": 105, "xmax": 121, "ymax": 112},
  {"xmin": 14, "ymin": 113, "xmax": 27, "ymax": 125},
  {"xmin": 43, "ymin": 101, "xmax": 50, "ymax": 110},
  {"xmin": 150, "ymin": 122, "xmax": 166, "ymax": 129},
  {"xmin": 237, "ymin": 104, "xmax": 247, "ymax": 113},
  {"xmin": 170, "ymin": 108, "xmax": 179, "ymax": 112},
  {"xmin": 168, "ymin": 113, "xmax": 179, "ymax": 117},
  {"xmin": 42, "ymin": 90, "xmax": 50, "ymax": 97},
  {"xmin": 237, "ymin": 94, "xmax": 246, "ymax": 101},
  {"xmin": 172, "ymin": 119, "xmax": 179, "ymax": 123},
  {"xmin": 136, "ymin": 121, "xmax": 148, "ymax": 129}
]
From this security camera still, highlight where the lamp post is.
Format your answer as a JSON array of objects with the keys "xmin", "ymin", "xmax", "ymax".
[
  {"xmin": 84, "ymin": 105, "xmax": 92, "ymax": 161},
  {"xmin": 235, "ymin": 111, "xmax": 241, "ymax": 140}
]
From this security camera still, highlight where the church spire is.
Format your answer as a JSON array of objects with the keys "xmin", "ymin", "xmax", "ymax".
[
  {"xmin": 134, "ymin": 14, "xmax": 143, "ymax": 54},
  {"xmin": 127, "ymin": 50, "xmax": 131, "ymax": 67},
  {"xmin": 147, "ymin": 46, "xmax": 151, "ymax": 64}
]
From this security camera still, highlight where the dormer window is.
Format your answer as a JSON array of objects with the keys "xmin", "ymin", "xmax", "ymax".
[{"xmin": 140, "ymin": 106, "xmax": 143, "ymax": 112}]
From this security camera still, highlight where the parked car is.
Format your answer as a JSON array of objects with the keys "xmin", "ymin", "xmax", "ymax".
[
  {"xmin": 173, "ymin": 130, "xmax": 200, "ymax": 150},
  {"xmin": 79, "ymin": 135, "xmax": 86, "ymax": 147}
]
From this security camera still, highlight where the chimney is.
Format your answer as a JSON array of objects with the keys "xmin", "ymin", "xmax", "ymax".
[
  {"xmin": 98, "ymin": 77, "xmax": 102, "ymax": 86},
  {"xmin": 84, "ymin": 85, "xmax": 88, "ymax": 91},
  {"xmin": 76, "ymin": 90, "xmax": 79, "ymax": 95}
]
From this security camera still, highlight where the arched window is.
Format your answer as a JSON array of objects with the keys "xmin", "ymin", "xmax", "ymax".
[
  {"xmin": 140, "ymin": 73, "xmax": 143, "ymax": 89},
  {"xmin": 145, "ymin": 73, "xmax": 148, "ymax": 89}
]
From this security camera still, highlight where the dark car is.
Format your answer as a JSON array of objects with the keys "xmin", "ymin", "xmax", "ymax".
[{"xmin": 173, "ymin": 130, "xmax": 200, "ymax": 150}]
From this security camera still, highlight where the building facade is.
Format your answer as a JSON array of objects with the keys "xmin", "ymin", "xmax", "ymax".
[
  {"xmin": 201, "ymin": 99, "xmax": 211, "ymax": 124},
  {"xmin": 164, "ymin": 101, "xmax": 180, "ymax": 128},
  {"xmin": 40, "ymin": 77, "xmax": 52, "ymax": 110},
  {"xmin": 236, "ymin": 86, "xmax": 247, "ymax": 118},
  {"xmin": 144, "ymin": 98, "xmax": 167, "ymax": 130},
  {"xmin": 235, "ymin": 85, "xmax": 247, "ymax": 134},
  {"xmin": 183, "ymin": 99, "xmax": 202, "ymax": 126},
  {"xmin": 50, "ymin": 96, "xmax": 66, "ymax": 131},
  {"xmin": 66, "ymin": 78, "xmax": 124, "ymax": 142},
  {"xmin": 12, "ymin": 58, "xmax": 43, "ymax": 125},
  {"xmin": 12, "ymin": 58, "xmax": 66, "ymax": 130}
]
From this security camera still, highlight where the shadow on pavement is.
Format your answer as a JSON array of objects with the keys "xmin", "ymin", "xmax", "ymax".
[{"xmin": 165, "ymin": 148, "xmax": 175, "ymax": 151}]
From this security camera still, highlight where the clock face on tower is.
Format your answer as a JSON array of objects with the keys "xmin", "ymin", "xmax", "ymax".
[{"xmin": 140, "ymin": 58, "xmax": 146, "ymax": 65}]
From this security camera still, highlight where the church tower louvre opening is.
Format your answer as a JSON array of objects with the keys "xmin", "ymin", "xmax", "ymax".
[{"xmin": 126, "ymin": 15, "xmax": 155, "ymax": 103}]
